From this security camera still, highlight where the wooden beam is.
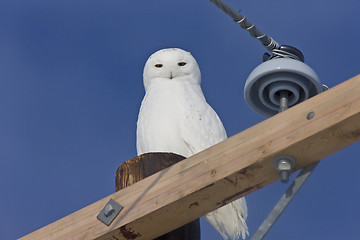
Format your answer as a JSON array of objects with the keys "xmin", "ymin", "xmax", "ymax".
[{"xmin": 20, "ymin": 74, "xmax": 360, "ymax": 240}]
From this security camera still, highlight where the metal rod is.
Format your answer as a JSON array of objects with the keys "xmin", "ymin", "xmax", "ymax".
[
  {"xmin": 209, "ymin": 0, "xmax": 279, "ymax": 52},
  {"xmin": 250, "ymin": 162, "xmax": 319, "ymax": 240},
  {"xmin": 279, "ymin": 91, "xmax": 289, "ymax": 112}
]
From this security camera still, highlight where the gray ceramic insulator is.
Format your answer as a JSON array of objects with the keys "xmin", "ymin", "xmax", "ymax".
[{"xmin": 244, "ymin": 58, "xmax": 323, "ymax": 117}]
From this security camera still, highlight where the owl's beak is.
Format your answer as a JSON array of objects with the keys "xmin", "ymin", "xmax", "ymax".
[{"xmin": 170, "ymin": 72, "xmax": 174, "ymax": 79}]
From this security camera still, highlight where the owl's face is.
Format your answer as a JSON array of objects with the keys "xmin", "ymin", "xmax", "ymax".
[{"xmin": 143, "ymin": 48, "xmax": 201, "ymax": 90}]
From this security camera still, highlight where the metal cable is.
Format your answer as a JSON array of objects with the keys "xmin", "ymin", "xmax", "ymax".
[
  {"xmin": 209, "ymin": 0, "xmax": 280, "ymax": 52},
  {"xmin": 270, "ymin": 49, "xmax": 302, "ymax": 61}
]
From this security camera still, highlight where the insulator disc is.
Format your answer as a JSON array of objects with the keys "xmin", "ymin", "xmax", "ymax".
[{"xmin": 244, "ymin": 58, "xmax": 323, "ymax": 117}]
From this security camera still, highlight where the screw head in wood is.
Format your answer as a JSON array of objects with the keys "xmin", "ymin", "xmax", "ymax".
[{"xmin": 307, "ymin": 112, "xmax": 315, "ymax": 120}]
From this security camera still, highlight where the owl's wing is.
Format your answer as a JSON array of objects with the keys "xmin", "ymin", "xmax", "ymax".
[
  {"xmin": 179, "ymin": 88, "xmax": 249, "ymax": 240},
  {"xmin": 205, "ymin": 198, "xmax": 249, "ymax": 240},
  {"xmin": 179, "ymin": 88, "xmax": 227, "ymax": 155}
]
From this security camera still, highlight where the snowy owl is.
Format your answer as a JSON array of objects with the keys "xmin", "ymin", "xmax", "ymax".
[{"xmin": 136, "ymin": 48, "xmax": 249, "ymax": 240}]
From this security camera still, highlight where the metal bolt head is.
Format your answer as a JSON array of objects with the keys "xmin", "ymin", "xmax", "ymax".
[
  {"xmin": 273, "ymin": 156, "xmax": 296, "ymax": 183},
  {"xmin": 277, "ymin": 159, "xmax": 292, "ymax": 171},
  {"xmin": 104, "ymin": 203, "xmax": 115, "ymax": 217},
  {"xmin": 273, "ymin": 156, "xmax": 296, "ymax": 170}
]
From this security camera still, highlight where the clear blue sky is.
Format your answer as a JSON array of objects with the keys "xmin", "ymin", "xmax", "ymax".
[{"xmin": 1, "ymin": 0, "xmax": 359, "ymax": 239}]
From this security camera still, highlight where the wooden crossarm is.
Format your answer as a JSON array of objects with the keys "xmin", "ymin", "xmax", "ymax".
[{"xmin": 19, "ymin": 74, "xmax": 360, "ymax": 240}]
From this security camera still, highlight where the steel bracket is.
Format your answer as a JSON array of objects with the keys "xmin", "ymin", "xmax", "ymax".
[{"xmin": 97, "ymin": 199, "xmax": 123, "ymax": 226}]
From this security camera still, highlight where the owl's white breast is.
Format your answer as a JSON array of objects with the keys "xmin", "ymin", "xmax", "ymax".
[{"xmin": 137, "ymin": 80, "xmax": 219, "ymax": 157}]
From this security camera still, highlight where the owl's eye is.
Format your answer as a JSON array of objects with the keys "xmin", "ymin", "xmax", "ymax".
[
  {"xmin": 178, "ymin": 62, "xmax": 186, "ymax": 66},
  {"xmin": 155, "ymin": 64, "xmax": 163, "ymax": 68}
]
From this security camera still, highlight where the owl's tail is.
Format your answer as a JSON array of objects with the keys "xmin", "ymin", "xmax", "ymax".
[{"xmin": 204, "ymin": 197, "xmax": 249, "ymax": 240}]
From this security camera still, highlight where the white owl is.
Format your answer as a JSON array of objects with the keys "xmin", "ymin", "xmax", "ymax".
[{"xmin": 136, "ymin": 48, "xmax": 249, "ymax": 240}]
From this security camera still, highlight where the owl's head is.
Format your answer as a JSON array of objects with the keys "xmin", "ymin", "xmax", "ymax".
[{"xmin": 143, "ymin": 48, "xmax": 201, "ymax": 90}]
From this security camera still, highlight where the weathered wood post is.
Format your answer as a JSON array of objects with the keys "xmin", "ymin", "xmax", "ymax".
[{"xmin": 115, "ymin": 152, "xmax": 201, "ymax": 240}]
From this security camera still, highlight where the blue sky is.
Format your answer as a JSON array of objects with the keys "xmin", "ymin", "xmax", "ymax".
[{"xmin": 1, "ymin": 0, "xmax": 359, "ymax": 239}]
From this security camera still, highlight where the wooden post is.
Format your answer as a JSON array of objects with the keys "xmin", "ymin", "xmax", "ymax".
[{"xmin": 115, "ymin": 153, "xmax": 200, "ymax": 240}]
